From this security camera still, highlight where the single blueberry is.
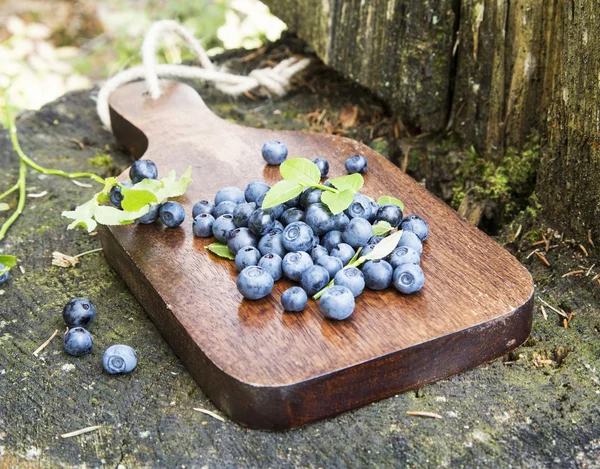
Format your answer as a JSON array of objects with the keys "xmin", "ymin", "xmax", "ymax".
[
  {"xmin": 322, "ymin": 230, "xmax": 343, "ymax": 252},
  {"xmin": 282, "ymin": 221, "xmax": 315, "ymax": 252},
  {"xmin": 300, "ymin": 265, "xmax": 330, "ymax": 296},
  {"xmin": 312, "ymin": 157, "xmax": 330, "ymax": 178},
  {"xmin": 284, "ymin": 193, "xmax": 302, "ymax": 208},
  {"xmin": 63, "ymin": 297, "xmax": 96, "ymax": 328},
  {"xmin": 330, "ymin": 243, "xmax": 356, "ymax": 266},
  {"xmin": 258, "ymin": 253, "xmax": 283, "ymax": 281},
  {"xmin": 262, "ymin": 141, "xmax": 288, "ymax": 165},
  {"xmin": 109, "ymin": 182, "xmax": 133, "ymax": 209},
  {"xmin": 102, "ymin": 344, "xmax": 137, "ymax": 374},
  {"xmin": 362, "ymin": 260, "xmax": 393, "ymax": 290},
  {"xmin": 345, "ymin": 154, "xmax": 368, "ymax": 174},
  {"xmin": 305, "ymin": 203, "xmax": 335, "ymax": 236},
  {"xmin": 248, "ymin": 209, "xmax": 276, "ymax": 236},
  {"xmin": 192, "ymin": 200, "xmax": 214, "ymax": 218},
  {"xmin": 282, "ymin": 286, "xmax": 308, "ymax": 312},
  {"xmin": 215, "ymin": 186, "xmax": 245, "ymax": 205},
  {"xmin": 64, "ymin": 327, "xmax": 93, "ymax": 356},
  {"xmin": 0, "ymin": 264, "xmax": 8, "ymax": 285},
  {"xmin": 227, "ymin": 227, "xmax": 258, "ymax": 254},
  {"xmin": 398, "ymin": 230, "xmax": 423, "ymax": 255},
  {"xmin": 360, "ymin": 242, "xmax": 377, "ymax": 257},
  {"xmin": 237, "ymin": 266, "xmax": 274, "ymax": 299},
  {"xmin": 233, "ymin": 202, "xmax": 257, "ymax": 227},
  {"xmin": 389, "ymin": 246, "xmax": 421, "ymax": 269},
  {"xmin": 393, "ymin": 263, "xmax": 425, "ymax": 294},
  {"xmin": 212, "ymin": 214, "xmax": 237, "ymax": 243},
  {"xmin": 401, "ymin": 215, "xmax": 429, "ymax": 241},
  {"xmin": 271, "ymin": 220, "xmax": 285, "ymax": 234},
  {"xmin": 282, "ymin": 251, "xmax": 314, "ymax": 282},
  {"xmin": 368, "ymin": 200, "xmax": 379, "ymax": 223},
  {"xmin": 319, "ymin": 285, "xmax": 355, "ymax": 320},
  {"xmin": 258, "ymin": 231, "xmax": 287, "ymax": 258},
  {"xmin": 310, "ymin": 244, "xmax": 329, "ymax": 263},
  {"xmin": 159, "ymin": 201, "xmax": 185, "ymax": 228},
  {"xmin": 333, "ymin": 211, "xmax": 350, "ymax": 231},
  {"xmin": 138, "ymin": 203, "xmax": 161, "ymax": 224},
  {"xmin": 342, "ymin": 217, "xmax": 372, "ymax": 248},
  {"xmin": 244, "ymin": 181, "xmax": 271, "ymax": 204},
  {"xmin": 345, "ymin": 193, "xmax": 373, "ymax": 220},
  {"xmin": 193, "ymin": 213, "xmax": 215, "ymax": 238},
  {"xmin": 129, "ymin": 159, "xmax": 158, "ymax": 183},
  {"xmin": 213, "ymin": 201, "xmax": 238, "ymax": 219},
  {"xmin": 300, "ymin": 187, "xmax": 324, "ymax": 209},
  {"xmin": 280, "ymin": 207, "xmax": 305, "ymax": 226},
  {"xmin": 377, "ymin": 204, "xmax": 403, "ymax": 227},
  {"xmin": 317, "ymin": 255, "xmax": 344, "ymax": 279},
  {"xmin": 264, "ymin": 203, "xmax": 284, "ymax": 220},
  {"xmin": 369, "ymin": 235, "xmax": 384, "ymax": 244},
  {"xmin": 334, "ymin": 267, "xmax": 365, "ymax": 297},
  {"xmin": 235, "ymin": 246, "xmax": 262, "ymax": 272}
]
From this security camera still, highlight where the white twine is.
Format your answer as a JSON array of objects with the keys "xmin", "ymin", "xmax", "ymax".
[{"xmin": 96, "ymin": 20, "xmax": 311, "ymax": 131}]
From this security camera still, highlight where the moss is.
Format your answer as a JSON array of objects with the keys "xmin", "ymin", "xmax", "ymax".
[{"xmin": 88, "ymin": 152, "xmax": 114, "ymax": 169}]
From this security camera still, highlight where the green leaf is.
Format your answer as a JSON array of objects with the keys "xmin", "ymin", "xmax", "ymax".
[
  {"xmin": 360, "ymin": 230, "xmax": 403, "ymax": 262},
  {"xmin": 262, "ymin": 180, "xmax": 303, "ymax": 209},
  {"xmin": 372, "ymin": 221, "xmax": 393, "ymax": 237},
  {"xmin": 0, "ymin": 255, "xmax": 17, "ymax": 275},
  {"xmin": 328, "ymin": 173, "xmax": 364, "ymax": 192},
  {"xmin": 321, "ymin": 188, "xmax": 354, "ymax": 215},
  {"xmin": 280, "ymin": 158, "xmax": 321, "ymax": 185},
  {"xmin": 205, "ymin": 242, "xmax": 235, "ymax": 260},
  {"xmin": 121, "ymin": 187, "xmax": 158, "ymax": 212},
  {"xmin": 0, "ymin": 203, "xmax": 10, "ymax": 212},
  {"xmin": 153, "ymin": 167, "xmax": 193, "ymax": 202},
  {"xmin": 93, "ymin": 205, "xmax": 150, "ymax": 226},
  {"xmin": 378, "ymin": 195, "xmax": 404, "ymax": 211},
  {"xmin": 62, "ymin": 198, "xmax": 99, "ymax": 232}
]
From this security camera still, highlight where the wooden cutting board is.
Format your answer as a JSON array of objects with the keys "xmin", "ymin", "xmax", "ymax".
[{"xmin": 100, "ymin": 81, "xmax": 534, "ymax": 430}]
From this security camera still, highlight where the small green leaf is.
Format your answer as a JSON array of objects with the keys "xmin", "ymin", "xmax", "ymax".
[
  {"xmin": 0, "ymin": 203, "xmax": 10, "ymax": 212},
  {"xmin": 121, "ymin": 188, "xmax": 158, "ymax": 212},
  {"xmin": 328, "ymin": 173, "xmax": 364, "ymax": 192},
  {"xmin": 62, "ymin": 198, "xmax": 99, "ymax": 232},
  {"xmin": 205, "ymin": 242, "xmax": 235, "ymax": 260},
  {"xmin": 378, "ymin": 195, "xmax": 404, "ymax": 211},
  {"xmin": 152, "ymin": 167, "xmax": 193, "ymax": 202},
  {"xmin": 360, "ymin": 230, "xmax": 403, "ymax": 262},
  {"xmin": 280, "ymin": 158, "xmax": 321, "ymax": 185},
  {"xmin": 321, "ymin": 188, "xmax": 354, "ymax": 215},
  {"xmin": 372, "ymin": 221, "xmax": 393, "ymax": 237},
  {"xmin": 262, "ymin": 180, "xmax": 303, "ymax": 209},
  {"xmin": 94, "ymin": 205, "xmax": 150, "ymax": 226},
  {"xmin": 0, "ymin": 255, "xmax": 18, "ymax": 275}
]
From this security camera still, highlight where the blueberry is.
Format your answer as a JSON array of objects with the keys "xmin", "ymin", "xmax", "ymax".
[
  {"xmin": 233, "ymin": 202, "xmax": 257, "ymax": 227},
  {"xmin": 393, "ymin": 263, "xmax": 425, "ymax": 294},
  {"xmin": 368, "ymin": 201, "xmax": 379, "ymax": 223},
  {"xmin": 227, "ymin": 227, "xmax": 258, "ymax": 254},
  {"xmin": 138, "ymin": 203, "xmax": 161, "ymax": 224},
  {"xmin": 129, "ymin": 159, "xmax": 158, "ymax": 183},
  {"xmin": 258, "ymin": 253, "xmax": 283, "ymax": 280},
  {"xmin": 345, "ymin": 154, "xmax": 367, "ymax": 174},
  {"xmin": 248, "ymin": 209, "xmax": 275, "ymax": 236},
  {"xmin": 401, "ymin": 215, "xmax": 429, "ymax": 241},
  {"xmin": 262, "ymin": 141, "xmax": 288, "ymax": 165},
  {"xmin": 63, "ymin": 298, "xmax": 96, "ymax": 328},
  {"xmin": 317, "ymin": 255, "xmax": 344, "ymax": 278},
  {"xmin": 398, "ymin": 230, "xmax": 423, "ymax": 255},
  {"xmin": 282, "ymin": 251, "xmax": 314, "ymax": 281},
  {"xmin": 342, "ymin": 217, "xmax": 372, "ymax": 248},
  {"xmin": 319, "ymin": 285, "xmax": 355, "ymax": 320},
  {"xmin": 300, "ymin": 265, "xmax": 330, "ymax": 296},
  {"xmin": 312, "ymin": 234, "xmax": 321, "ymax": 247},
  {"xmin": 192, "ymin": 200, "xmax": 215, "ymax": 218},
  {"xmin": 235, "ymin": 246, "xmax": 262, "ymax": 272},
  {"xmin": 310, "ymin": 244, "xmax": 329, "ymax": 262},
  {"xmin": 193, "ymin": 213, "xmax": 215, "ymax": 237},
  {"xmin": 64, "ymin": 327, "xmax": 93, "ymax": 356},
  {"xmin": 333, "ymin": 211, "xmax": 350, "ymax": 231},
  {"xmin": 369, "ymin": 235, "xmax": 384, "ymax": 244},
  {"xmin": 330, "ymin": 243, "xmax": 356, "ymax": 266},
  {"xmin": 213, "ymin": 201, "xmax": 238, "ymax": 219},
  {"xmin": 158, "ymin": 201, "xmax": 185, "ymax": 228},
  {"xmin": 212, "ymin": 214, "xmax": 237, "ymax": 243},
  {"xmin": 109, "ymin": 182, "xmax": 133, "ymax": 209},
  {"xmin": 282, "ymin": 221, "xmax": 315, "ymax": 252},
  {"xmin": 389, "ymin": 246, "xmax": 421, "ymax": 269},
  {"xmin": 377, "ymin": 204, "xmax": 403, "ymax": 227},
  {"xmin": 300, "ymin": 187, "xmax": 324, "ymax": 209},
  {"xmin": 244, "ymin": 181, "xmax": 271, "ymax": 204},
  {"xmin": 334, "ymin": 267, "xmax": 365, "ymax": 297},
  {"xmin": 237, "ymin": 266, "xmax": 274, "ymax": 299},
  {"xmin": 345, "ymin": 194, "xmax": 372, "ymax": 220},
  {"xmin": 258, "ymin": 231, "xmax": 287, "ymax": 258},
  {"xmin": 102, "ymin": 344, "xmax": 137, "ymax": 374},
  {"xmin": 305, "ymin": 203, "xmax": 335, "ymax": 236},
  {"xmin": 360, "ymin": 242, "xmax": 377, "ymax": 257},
  {"xmin": 215, "ymin": 186, "xmax": 245, "ymax": 205},
  {"xmin": 271, "ymin": 220, "xmax": 285, "ymax": 234},
  {"xmin": 362, "ymin": 260, "xmax": 393, "ymax": 290},
  {"xmin": 264, "ymin": 203, "xmax": 284, "ymax": 220},
  {"xmin": 322, "ymin": 230, "xmax": 343, "ymax": 252},
  {"xmin": 284, "ymin": 193, "xmax": 302, "ymax": 208},
  {"xmin": 280, "ymin": 207, "xmax": 305, "ymax": 226},
  {"xmin": 0, "ymin": 265, "xmax": 8, "ymax": 285},
  {"xmin": 282, "ymin": 286, "xmax": 308, "ymax": 312},
  {"xmin": 312, "ymin": 157, "xmax": 330, "ymax": 178}
]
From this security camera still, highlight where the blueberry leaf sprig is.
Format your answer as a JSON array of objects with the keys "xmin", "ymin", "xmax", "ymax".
[
  {"xmin": 205, "ymin": 242, "xmax": 236, "ymax": 260},
  {"xmin": 0, "ymin": 255, "xmax": 17, "ymax": 276}
]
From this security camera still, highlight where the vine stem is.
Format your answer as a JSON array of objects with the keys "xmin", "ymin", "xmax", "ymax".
[{"xmin": 0, "ymin": 158, "xmax": 26, "ymax": 241}]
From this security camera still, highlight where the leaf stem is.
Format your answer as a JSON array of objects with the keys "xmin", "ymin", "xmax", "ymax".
[
  {"xmin": 310, "ymin": 183, "xmax": 338, "ymax": 193},
  {"xmin": 74, "ymin": 247, "xmax": 104, "ymax": 258},
  {"xmin": 0, "ymin": 158, "xmax": 26, "ymax": 241},
  {"xmin": 0, "ymin": 181, "xmax": 19, "ymax": 201}
]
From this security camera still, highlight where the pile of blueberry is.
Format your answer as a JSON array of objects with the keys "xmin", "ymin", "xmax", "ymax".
[
  {"xmin": 192, "ymin": 140, "xmax": 428, "ymax": 320},
  {"xmin": 62, "ymin": 297, "xmax": 137, "ymax": 374}
]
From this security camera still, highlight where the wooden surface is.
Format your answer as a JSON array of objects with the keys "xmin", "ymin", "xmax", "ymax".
[{"xmin": 101, "ymin": 81, "xmax": 534, "ymax": 430}]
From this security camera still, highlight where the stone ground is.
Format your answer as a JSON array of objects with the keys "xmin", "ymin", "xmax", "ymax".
[{"xmin": 1, "ymin": 41, "xmax": 600, "ymax": 468}]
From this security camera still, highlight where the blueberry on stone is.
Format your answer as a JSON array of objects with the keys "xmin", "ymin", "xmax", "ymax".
[
  {"xmin": 64, "ymin": 327, "xmax": 93, "ymax": 356},
  {"xmin": 193, "ymin": 213, "xmax": 215, "ymax": 238},
  {"xmin": 129, "ymin": 159, "xmax": 158, "ymax": 184},
  {"xmin": 237, "ymin": 266, "xmax": 274, "ymax": 299},
  {"xmin": 393, "ymin": 263, "xmax": 425, "ymax": 294},
  {"xmin": 334, "ymin": 267, "xmax": 365, "ymax": 297},
  {"xmin": 102, "ymin": 344, "xmax": 137, "ymax": 374},
  {"xmin": 282, "ymin": 286, "xmax": 308, "ymax": 312},
  {"xmin": 312, "ymin": 157, "xmax": 330, "ymax": 178},
  {"xmin": 63, "ymin": 297, "xmax": 96, "ymax": 328},
  {"xmin": 319, "ymin": 285, "xmax": 355, "ymax": 320},
  {"xmin": 159, "ymin": 201, "xmax": 185, "ymax": 228},
  {"xmin": 262, "ymin": 141, "xmax": 288, "ymax": 165}
]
